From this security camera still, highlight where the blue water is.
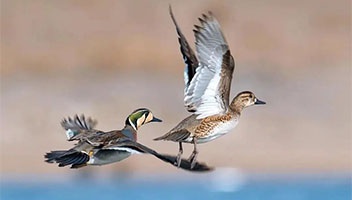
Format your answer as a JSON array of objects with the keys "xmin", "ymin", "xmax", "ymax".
[{"xmin": 1, "ymin": 174, "xmax": 351, "ymax": 200}]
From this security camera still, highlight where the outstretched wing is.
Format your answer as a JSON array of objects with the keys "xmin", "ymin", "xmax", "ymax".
[
  {"xmin": 185, "ymin": 12, "xmax": 235, "ymax": 119},
  {"xmin": 61, "ymin": 115, "xmax": 98, "ymax": 141},
  {"xmin": 103, "ymin": 139, "xmax": 213, "ymax": 172},
  {"xmin": 169, "ymin": 6, "xmax": 200, "ymax": 112}
]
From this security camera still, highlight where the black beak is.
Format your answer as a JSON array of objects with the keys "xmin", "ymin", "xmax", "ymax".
[
  {"xmin": 255, "ymin": 99, "xmax": 266, "ymax": 105},
  {"xmin": 151, "ymin": 116, "xmax": 162, "ymax": 122}
]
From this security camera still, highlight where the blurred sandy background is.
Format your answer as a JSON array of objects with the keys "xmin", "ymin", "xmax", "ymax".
[{"xmin": 1, "ymin": 0, "xmax": 350, "ymax": 176}]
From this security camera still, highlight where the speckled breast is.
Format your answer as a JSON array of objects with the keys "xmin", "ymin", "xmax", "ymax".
[{"xmin": 196, "ymin": 117, "xmax": 239, "ymax": 143}]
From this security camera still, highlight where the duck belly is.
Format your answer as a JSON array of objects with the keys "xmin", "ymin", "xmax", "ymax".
[
  {"xmin": 197, "ymin": 119, "xmax": 238, "ymax": 143},
  {"xmin": 88, "ymin": 150, "xmax": 131, "ymax": 165}
]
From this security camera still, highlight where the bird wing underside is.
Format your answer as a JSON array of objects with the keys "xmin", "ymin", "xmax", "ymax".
[{"xmin": 170, "ymin": 8, "xmax": 235, "ymax": 118}]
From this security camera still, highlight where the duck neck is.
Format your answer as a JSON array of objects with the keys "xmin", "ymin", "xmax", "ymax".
[
  {"xmin": 229, "ymin": 100, "xmax": 245, "ymax": 115},
  {"xmin": 122, "ymin": 125, "xmax": 137, "ymax": 141}
]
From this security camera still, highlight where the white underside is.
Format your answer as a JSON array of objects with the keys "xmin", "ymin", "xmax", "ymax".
[
  {"xmin": 87, "ymin": 150, "xmax": 132, "ymax": 165},
  {"xmin": 196, "ymin": 118, "xmax": 239, "ymax": 144}
]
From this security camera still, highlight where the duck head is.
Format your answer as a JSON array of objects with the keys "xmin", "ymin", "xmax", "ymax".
[
  {"xmin": 125, "ymin": 108, "xmax": 162, "ymax": 130},
  {"xmin": 230, "ymin": 91, "xmax": 266, "ymax": 113}
]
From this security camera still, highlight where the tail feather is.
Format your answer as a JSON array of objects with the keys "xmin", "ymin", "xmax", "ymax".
[
  {"xmin": 44, "ymin": 150, "xmax": 90, "ymax": 168},
  {"xmin": 56, "ymin": 154, "xmax": 80, "ymax": 166},
  {"xmin": 74, "ymin": 154, "xmax": 90, "ymax": 166},
  {"xmin": 45, "ymin": 150, "xmax": 67, "ymax": 163},
  {"xmin": 71, "ymin": 163, "xmax": 88, "ymax": 169},
  {"xmin": 154, "ymin": 129, "xmax": 191, "ymax": 142}
]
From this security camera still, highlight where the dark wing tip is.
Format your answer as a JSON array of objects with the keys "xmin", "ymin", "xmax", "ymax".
[
  {"xmin": 199, "ymin": 11, "xmax": 213, "ymax": 24},
  {"xmin": 153, "ymin": 136, "xmax": 164, "ymax": 141},
  {"xmin": 169, "ymin": 4, "xmax": 177, "ymax": 27},
  {"xmin": 194, "ymin": 24, "xmax": 203, "ymax": 31},
  {"xmin": 61, "ymin": 114, "xmax": 98, "ymax": 131},
  {"xmin": 168, "ymin": 4, "xmax": 173, "ymax": 15},
  {"xmin": 119, "ymin": 140, "xmax": 214, "ymax": 172}
]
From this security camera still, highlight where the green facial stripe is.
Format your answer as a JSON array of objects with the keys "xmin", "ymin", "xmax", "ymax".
[{"xmin": 129, "ymin": 110, "xmax": 148, "ymax": 125}]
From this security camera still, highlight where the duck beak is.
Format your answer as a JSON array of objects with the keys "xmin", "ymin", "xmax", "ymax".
[
  {"xmin": 255, "ymin": 99, "xmax": 266, "ymax": 105},
  {"xmin": 151, "ymin": 116, "xmax": 162, "ymax": 122}
]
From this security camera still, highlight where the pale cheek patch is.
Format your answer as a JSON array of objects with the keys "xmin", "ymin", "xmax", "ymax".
[
  {"xmin": 136, "ymin": 115, "xmax": 146, "ymax": 128},
  {"xmin": 246, "ymin": 100, "xmax": 252, "ymax": 107},
  {"xmin": 145, "ymin": 113, "xmax": 153, "ymax": 123}
]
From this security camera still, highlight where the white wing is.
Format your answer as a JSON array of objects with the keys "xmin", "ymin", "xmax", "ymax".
[
  {"xmin": 185, "ymin": 12, "xmax": 235, "ymax": 119},
  {"xmin": 103, "ymin": 146, "xmax": 142, "ymax": 154},
  {"xmin": 169, "ymin": 7, "xmax": 199, "ymax": 112}
]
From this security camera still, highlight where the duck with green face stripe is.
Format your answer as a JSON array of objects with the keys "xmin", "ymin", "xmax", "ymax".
[{"xmin": 45, "ymin": 108, "xmax": 212, "ymax": 172}]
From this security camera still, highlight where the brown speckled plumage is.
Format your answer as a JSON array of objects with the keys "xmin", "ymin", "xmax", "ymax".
[{"xmin": 154, "ymin": 7, "xmax": 265, "ymax": 169}]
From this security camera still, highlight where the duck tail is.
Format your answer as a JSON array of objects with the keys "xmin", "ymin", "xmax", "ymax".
[
  {"xmin": 44, "ymin": 150, "xmax": 90, "ymax": 168},
  {"xmin": 153, "ymin": 135, "xmax": 166, "ymax": 141},
  {"xmin": 153, "ymin": 130, "xmax": 191, "ymax": 142}
]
